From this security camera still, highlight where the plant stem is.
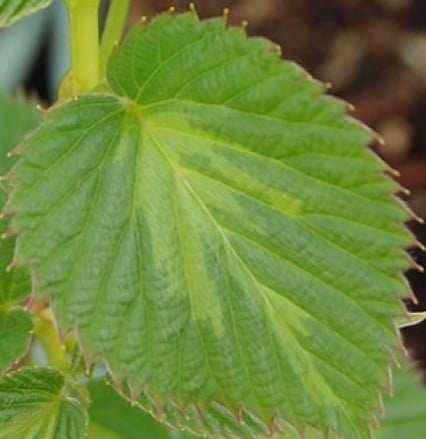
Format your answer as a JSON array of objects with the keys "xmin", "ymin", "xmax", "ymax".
[
  {"xmin": 33, "ymin": 308, "xmax": 69, "ymax": 371},
  {"xmin": 99, "ymin": 0, "xmax": 130, "ymax": 78},
  {"xmin": 64, "ymin": 0, "xmax": 101, "ymax": 93}
]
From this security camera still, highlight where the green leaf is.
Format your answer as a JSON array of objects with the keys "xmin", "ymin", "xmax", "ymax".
[
  {"xmin": 0, "ymin": 92, "xmax": 38, "ymax": 304},
  {"xmin": 378, "ymin": 364, "xmax": 426, "ymax": 438},
  {"xmin": 0, "ymin": 91, "xmax": 40, "ymax": 177},
  {"xmin": 0, "ymin": 0, "xmax": 52, "ymax": 28},
  {"xmin": 0, "ymin": 367, "xmax": 89, "ymax": 438},
  {"xmin": 6, "ymin": 11, "xmax": 412, "ymax": 438},
  {"xmin": 0, "ymin": 184, "xmax": 31, "ymax": 307},
  {"xmin": 87, "ymin": 379, "xmax": 195, "ymax": 439},
  {"xmin": 0, "ymin": 309, "xmax": 32, "ymax": 375},
  {"xmin": 0, "ymin": 92, "xmax": 38, "ymax": 375}
]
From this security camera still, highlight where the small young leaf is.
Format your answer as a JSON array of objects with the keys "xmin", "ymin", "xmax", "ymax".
[
  {"xmin": 87, "ymin": 379, "xmax": 195, "ymax": 439},
  {"xmin": 0, "ymin": 0, "xmax": 52, "ymax": 28},
  {"xmin": 0, "ymin": 367, "xmax": 89, "ymax": 438},
  {"xmin": 7, "ymin": 11, "xmax": 412, "ymax": 439}
]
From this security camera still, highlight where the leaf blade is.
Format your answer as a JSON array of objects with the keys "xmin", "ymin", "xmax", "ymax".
[
  {"xmin": 0, "ymin": 309, "xmax": 32, "ymax": 375},
  {"xmin": 7, "ymin": 11, "xmax": 412, "ymax": 438},
  {"xmin": 0, "ymin": 367, "xmax": 88, "ymax": 439}
]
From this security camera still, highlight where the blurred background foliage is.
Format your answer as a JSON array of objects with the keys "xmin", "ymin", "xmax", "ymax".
[{"xmin": 1, "ymin": 0, "xmax": 426, "ymax": 437}]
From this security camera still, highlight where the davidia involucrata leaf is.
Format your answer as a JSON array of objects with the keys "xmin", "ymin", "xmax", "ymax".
[
  {"xmin": 5, "ymin": 11, "xmax": 413, "ymax": 438},
  {"xmin": 0, "ymin": 92, "xmax": 38, "ymax": 375},
  {"xmin": 0, "ymin": 0, "xmax": 52, "ymax": 28},
  {"xmin": 0, "ymin": 367, "xmax": 89, "ymax": 438}
]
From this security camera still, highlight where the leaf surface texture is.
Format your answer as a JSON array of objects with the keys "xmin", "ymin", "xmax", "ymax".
[
  {"xmin": 0, "ymin": 367, "xmax": 88, "ymax": 438},
  {"xmin": 6, "ymin": 12, "xmax": 412, "ymax": 438}
]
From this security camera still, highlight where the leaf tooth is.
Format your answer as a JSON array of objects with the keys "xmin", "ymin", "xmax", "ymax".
[
  {"xmin": 176, "ymin": 402, "xmax": 190, "ymax": 420},
  {"xmin": 112, "ymin": 377, "xmax": 124, "ymax": 395},
  {"xmin": 166, "ymin": 6, "xmax": 176, "ymax": 15},
  {"xmin": 84, "ymin": 357, "xmax": 93, "ymax": 376},
  {"xmin": 402, "ymin": 276, "xmax": 419, "ymax": 304},
  {"xmin": 222, "ymin": 7, "xmax": 230, "ymax": 23},
  {"xmin": 406, "ymin": 255, "xmax": 424, "ymax": 273},
  {"xmin": 149, "ymin": 394, "xmax": 165, "ymax": 418},
  {"xmin": 331, "ymin": 96, "xmax": 356, "ymax": 113},
  {"xmin": 7, "ymin": 147, "xmax": 19, "ymax": 157},
  {"xmin": 36, "ymin": 104, "xmax": 46, "ymax": 114},
  {"xmin": 386, "ymin": 365, "xmax": 394, "ymax": 397},
  {"xmin": 385, "ymin": 343, "xmax": 401, "ymax": 368},
  {"xmin": 240, "ymin": 19, "xmax": 249, "ymax": 30},
  {"xmin": 129, "ymin": 385, "xmax": 140, "ymax": 407},
  {"xmin": 188, "ymin": 3, "xmax": 197, "ymax": 14},
  {"xmin": 195, "ymin": 404, "xmax": 203, "ymax": 421},
  {"xmin": 1, "ymin": 228, "xmax": 15, "ymax": 239},
  {"xmin": 370, "ymin": 413, "xmax": 380, "ymax": 429},
  {"xmin": 413, "ymin": 238, "xmax": 426, "ymax": 252},
  {"xmin": 6, "ymin": 260, "xmax": 19, "ymax": 272},
  {"xmin": 321, "ymin": 81, "xmax": 333, "ymax": 91},
  {"xmin": 394, "ymin": 181, "xmax": 411, "ymax": 196},
  {"xmin": 138, "ymin": 16, "xmax": 147, "ymax": 28},
  {"xmin": 397, "ymin": 198, "xmax": 424, "ymax": 223}
]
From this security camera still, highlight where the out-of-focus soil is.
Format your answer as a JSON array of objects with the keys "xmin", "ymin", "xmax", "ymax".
[{"xmin": 130, "ymin": 0, "xmax": 426, "ymax": 378}]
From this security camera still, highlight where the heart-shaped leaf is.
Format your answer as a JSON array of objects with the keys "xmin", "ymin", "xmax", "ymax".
[
  {"xmin": 0, "ymin": 0, "xmax": 52, "ymax": 28},
  {"xmin": 6, "ymin": 11, "xmax": 412, "ymax": 438},
  {"xmin": 0, "ymin": 367, "xmax": 89, "ymax": 438}
]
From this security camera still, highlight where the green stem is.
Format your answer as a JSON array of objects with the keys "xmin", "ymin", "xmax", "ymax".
[
  {"xmin": 64, "ymin": 0, "xmax": 101, "ymax": 93},
  {"xmin": 99, "ymin": 0, "xmax": 130, "ymax": 78},
  {"xmin": 34, "ymin": 310, "xmax": 69, "ymax": 371}
]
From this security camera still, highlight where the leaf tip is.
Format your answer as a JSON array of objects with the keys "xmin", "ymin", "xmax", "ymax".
[{"xmin": 130, "ymin": 386, "xmax": 140, "ymax": 407}]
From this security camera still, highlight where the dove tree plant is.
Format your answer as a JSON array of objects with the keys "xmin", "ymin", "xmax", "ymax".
[{"xmin": 0, "ymin": 0, "xmax": 425, "ymax": 438}]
